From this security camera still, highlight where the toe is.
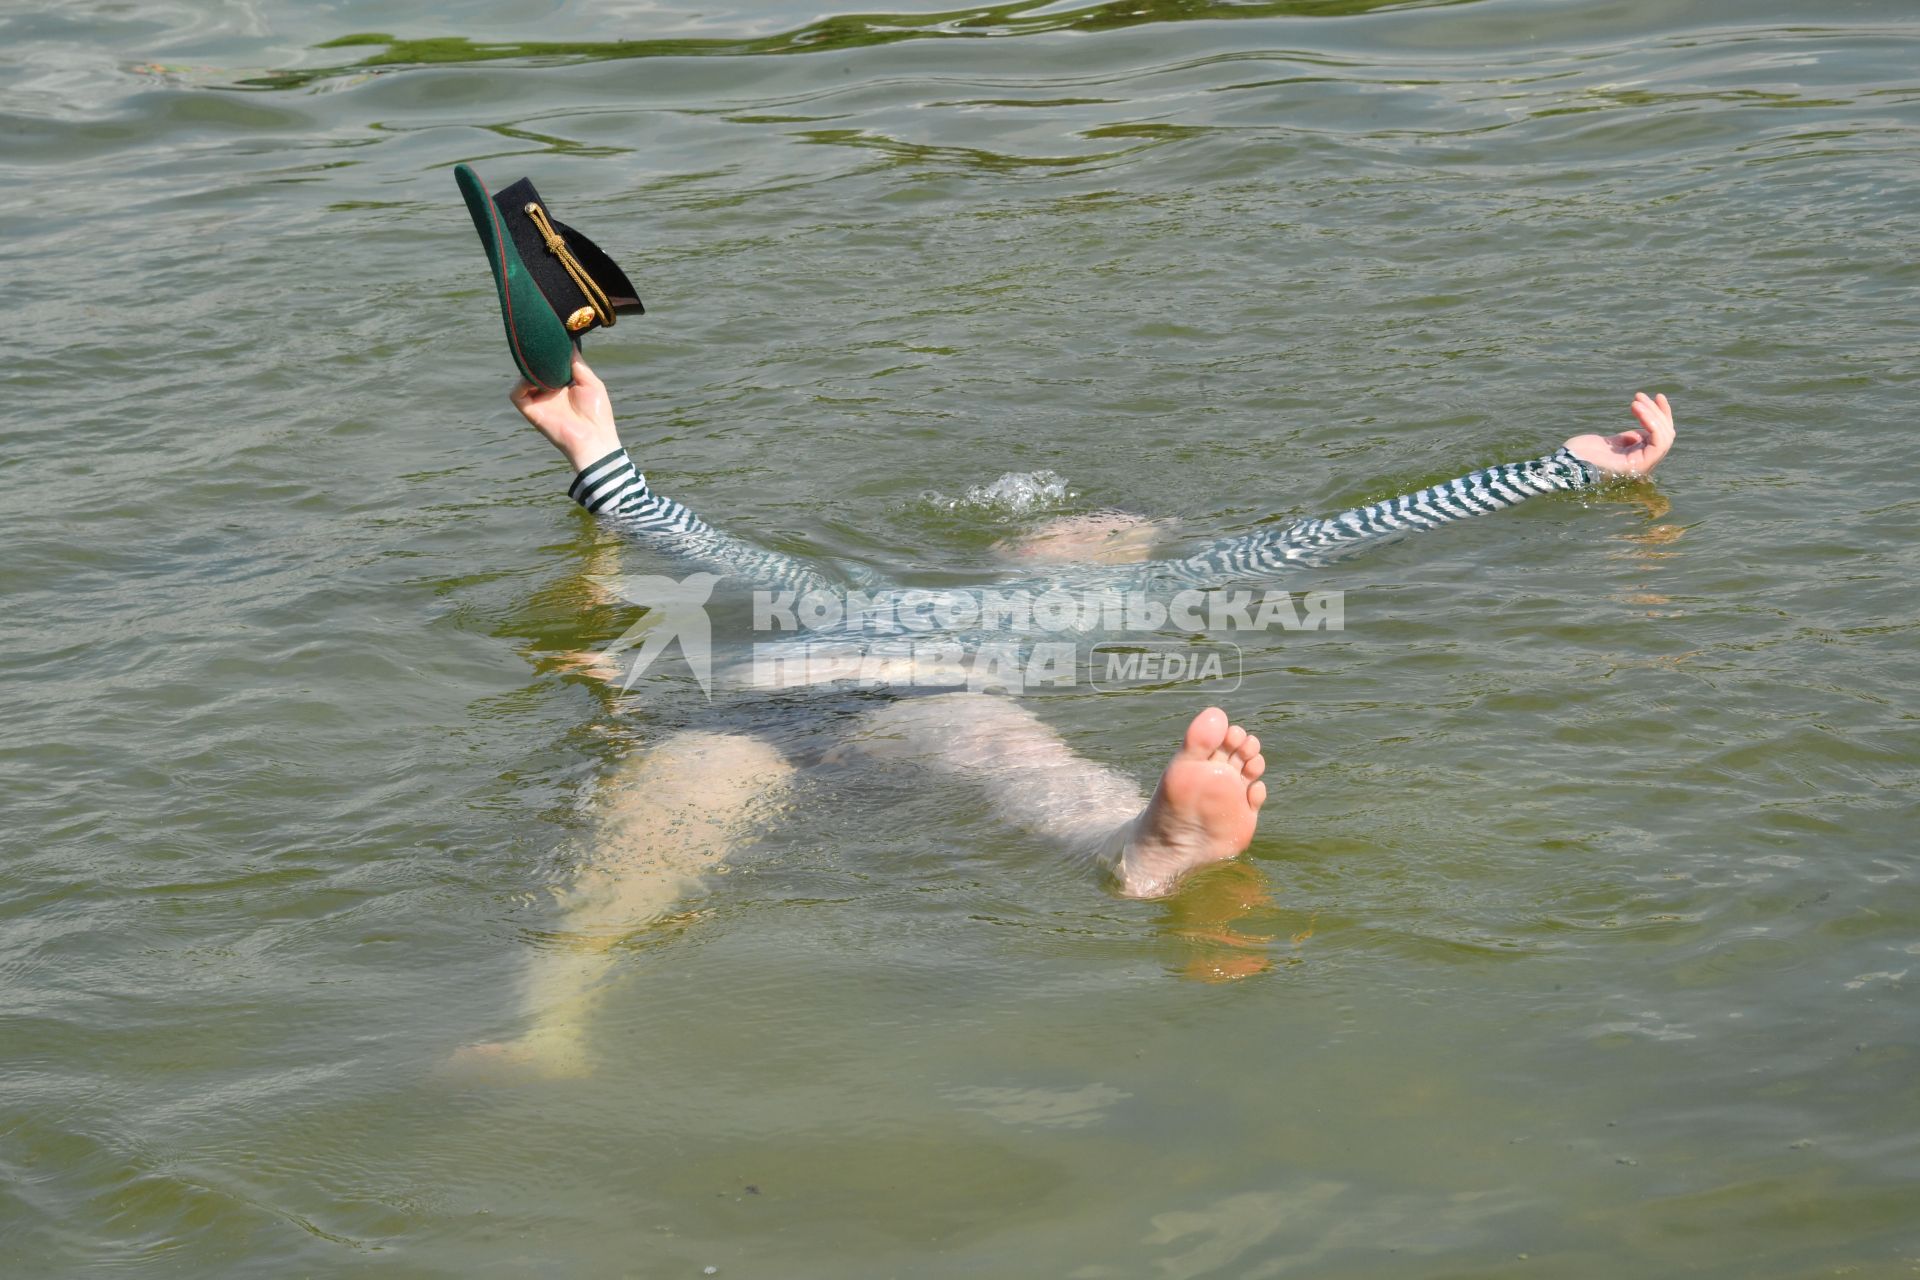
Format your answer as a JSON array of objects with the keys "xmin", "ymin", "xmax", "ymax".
[
  {"xmin": 1223, "ymin": 724, "xmax": 1247, "ymax": 754},
  {"xmin": 1248, "ymin": 780, "xmax": 1267, "ymax": 810},
  {"xmin": 1183, "ymin": 707, "xmax": 1230, "ymax": 756},
  {"xmin": 1243, "ymin": 752, "xmax": 1266, "ymax": 782},
  {"xmin": 1235, "ymin": 733, "xmax": 1260, "ymax": 765}
]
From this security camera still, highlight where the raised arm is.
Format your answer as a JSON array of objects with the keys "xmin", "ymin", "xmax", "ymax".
[
  {"xmin": 1158, "ymin": 393, "xmax": 1677, "ymax": 583},
  {"xmin": 511, "ymin": 355, "xmax": 833, "ymax": 595}
]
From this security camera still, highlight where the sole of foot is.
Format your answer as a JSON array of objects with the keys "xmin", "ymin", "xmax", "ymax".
[{"xmin": 1120, "ymin": 707, "xmax": 1267, "ymax": 898}]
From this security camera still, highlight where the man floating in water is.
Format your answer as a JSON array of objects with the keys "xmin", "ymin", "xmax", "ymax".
[{"xmin": 456, "ymin": 352, "xmax": 1677, "ymax": 1075}]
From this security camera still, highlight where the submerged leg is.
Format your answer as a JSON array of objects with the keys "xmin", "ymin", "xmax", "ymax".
[
  {"xmin": 848, "ymin": 693, "xmax": 1265, "ymax": 898},
  {"xmin": 458, "ymin": 729, "xmax": 793, "ymax": 1077}
]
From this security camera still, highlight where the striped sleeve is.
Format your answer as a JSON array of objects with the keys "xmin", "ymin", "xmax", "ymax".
[
  {"xmin": 568, "ymin": 448, "xmax": 832, "ymax": 594},
  {"xmin": 569, "ymin": 447, "xmax": 713, "ymax": 533},
  {"xmin": 1160, "ymin": 447, "xmax": 1603, "ymax": 583}
]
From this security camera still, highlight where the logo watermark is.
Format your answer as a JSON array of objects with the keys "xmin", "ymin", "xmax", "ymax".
[
  {"xmin": 1091, "ymin": 642, "xmax": 1242, "ymax": 692},
  {"xmin": 595, "ymin": 573, "xmax": 721, "ymax": 695},
  {"xmin": 591, "ymin": 579, "xmax": 1341, "ymax": 697}
]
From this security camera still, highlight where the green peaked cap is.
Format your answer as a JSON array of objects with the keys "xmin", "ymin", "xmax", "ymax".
[{"xmin": 454, "ymin": 162, "xmax": 576, "ymax": 389}]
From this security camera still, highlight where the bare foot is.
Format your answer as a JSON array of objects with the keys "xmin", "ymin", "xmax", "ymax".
[
  {"xmin": 445, "ymin": 1027, "xmax": 594, "ymax": 1082},
  {"xmin": 1116, "ymin": 707, "xmax": 1266, "ymax": 898}
]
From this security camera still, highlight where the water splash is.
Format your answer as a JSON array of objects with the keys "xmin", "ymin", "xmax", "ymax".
[{"xmin": 922, "ymin": 469, "xmax": 1075, "ymax": 514}]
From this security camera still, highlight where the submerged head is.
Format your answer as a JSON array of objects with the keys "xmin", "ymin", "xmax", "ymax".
[{"xmin": 991, "ymin": 511, "xmax": 1175, "ymax": 567}]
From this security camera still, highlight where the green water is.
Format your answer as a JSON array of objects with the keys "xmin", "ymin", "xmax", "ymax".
[{"xmin": 4, "ymin": 0, "xmax": 1919, "ymax": 1274}]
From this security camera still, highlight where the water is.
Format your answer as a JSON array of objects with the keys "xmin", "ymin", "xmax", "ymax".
[{"xmin": 3, "ymin": 0, "xmax": 1918, "ymax": 1273}]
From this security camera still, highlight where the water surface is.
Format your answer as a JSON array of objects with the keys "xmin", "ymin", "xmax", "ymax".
[{"xmin": 3, "ymin": 0, "xmax": 1918, "ymax": 1274}]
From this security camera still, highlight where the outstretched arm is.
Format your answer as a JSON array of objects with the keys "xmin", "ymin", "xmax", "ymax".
[
  {"xmin": 510, "ymin": 355, "xmax": 833, "ymax": 594},
  {"xmin": 1158, "ymin": 393, "xmax": 1678, "ymax": 583}
]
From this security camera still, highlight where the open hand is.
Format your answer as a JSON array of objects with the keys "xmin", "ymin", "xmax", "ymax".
[
  {"xmin": 509, "ymin": 353, "xmax": 620, "ymax": 471},
  {"xmin": 1563, "ymin": 392, "xmax": 1676, "ymax": 477}
]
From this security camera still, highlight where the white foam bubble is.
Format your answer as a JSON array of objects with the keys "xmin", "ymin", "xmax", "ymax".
[{"xmin": 923, "ymin": 469, "xmax": 1074, "ymax": 515}]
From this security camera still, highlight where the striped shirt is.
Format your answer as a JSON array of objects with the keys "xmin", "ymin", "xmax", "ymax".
[
  {"xmin": 1155, "ymin": 447, "xmax": 1601, "ymax": 584},
  {"xmin": 569, "ymin": 446, "xmax": 1603, "ymax": 595},
  {"xmin": 569, "ymin": 448, "xmax": 833, "ymax": 595}
]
